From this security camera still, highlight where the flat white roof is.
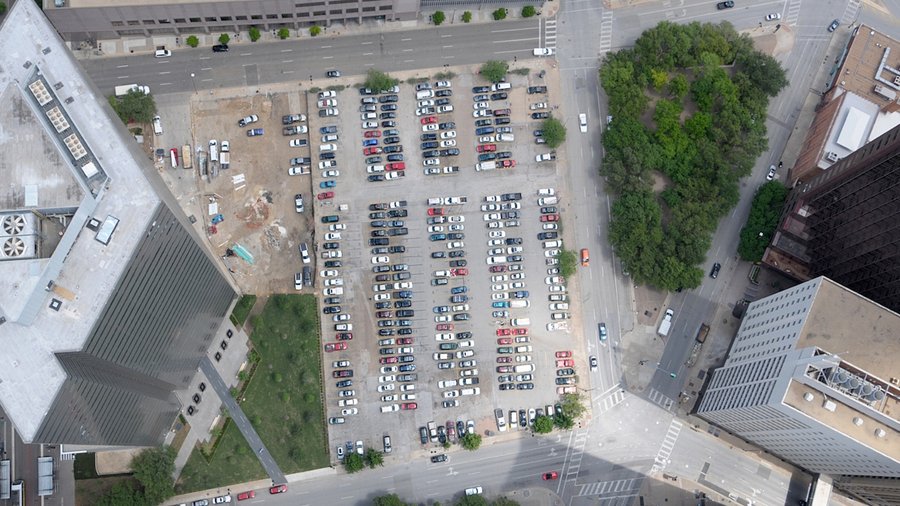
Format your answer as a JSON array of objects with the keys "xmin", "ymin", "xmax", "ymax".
[{"xmin": 836, "ymin": 106, "xmax": 869, "ymax": 151}]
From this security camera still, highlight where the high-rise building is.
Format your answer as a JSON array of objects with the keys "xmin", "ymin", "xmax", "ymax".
[
  {"xmin": 0, "ymin": 0, "xmax": 236, "ymax": 446},
  {"xmin": 763, "ymin": 124, "xmax": 900, "ymax": 313},
  {"xmin": 697, "ymin": 277, "xmax": 900, "ymax": 504}
]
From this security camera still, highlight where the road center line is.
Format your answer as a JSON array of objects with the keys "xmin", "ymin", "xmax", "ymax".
[
  {"xmin": 401, "ymin": 38, "xmax": 412, "ymax": 41},
  {"xmin": 362, "ymin": 52, "xmax": 374, "ymax": 56},
  {"xmin": 158, "ymin": 71, "xmax": 170, "ymax": 75},
  {"xmin": 441, "ymin": 34, "xmax": 453, "ymax": 38},
  {"xmin": 493, "ymin": 37, "xmax": 537, "ymax": 43},
  {"xmin": 491, "ymin": 27, "xmax": 538, "ymax": 33},
  {"xmin": 115, "ymin": 64, "xmax": 128, "ymax": 68},
  {"xmin": 321, "ymin": 45, "xmax": 332, "ymax": 48},
  {"xmin": 240, "ymin": 52, "xmax": 252, "ymax": 56},
  {"xmin": 323, "ymin": 56, "xmax": 334, "ymax": 59},
  {"xmin": 116, "ymin": 75, "xmax": 129, "ymax": 79},
  {"xmin": 201, "ymin": 67, "xmax": 212, "ymax": 71},
  {"xmin": 282, "ymin": 60, "xmax": 294, "ymax": 63}
]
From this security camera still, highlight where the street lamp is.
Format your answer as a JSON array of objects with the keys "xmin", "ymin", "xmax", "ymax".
[{"xmin": 190, "ymin": 72, "xmax": 196, "ymax": 94}]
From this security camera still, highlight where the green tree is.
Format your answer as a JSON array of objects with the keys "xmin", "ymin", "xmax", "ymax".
[
  {"xmin": 559, "ymin": 250, "xmax": 577, "ymax": 278},
  {"xmin": 649, "ymin": 68, "xmax": 669, "ymax": 91},
  {"xmin": 0, "ymin": 2, "xmax": 7, "ymax": 14},
  {"xmin": 554, "ymin": 412, "xmax": 575, "ymax": 430},
  {"xmin": 560, "ymin": 393, "xmax": 586, "ymax": 419},
  {"xmin": 248, "ymin": 26, "xmax": 261, "ymax": 42},
  {"xmin": 108, "ymin": 90, "xmax": 157, "ymax": 124},
  {"xmin": 533, "ymin": 415, "xmax": 554, "ymax": 433},
  {"xmin": 364, "ymin": 69, "xmax": 400, "ymax": 92},
  {"xmin": 218, "ymin": 33, "xmax": 230, "ymax": 45},
  {"xmin": 462, "ymin": 11, "xmax": 472, "ymax": 23},
  {"xmin": 492, "ymin": 497, "xmax": 522, "ymax": 506},
  {"xmin": 738, "ymin": 181, "xmax": 788, "ymax": 261},
  {"xmin": 432, "ymin": 11, "xmax": 445, "ymax": 25},
  {"xmin": 479, "ymin": 60, "xmax": 508, "ymax": 83},
  {"xmin": 130, "ymin": 446, "xmax": 176, "ymax": 505},
  {"xmin": 277, "ymin": 28, "xmax": 290, "ymax": 39},
  {"xmin": 344, "ymin": 452, "xmax": 365, "ymax": 473},
  {"xmin": 310, "ymin": 25, "xmax": 322, "ymax": 36},
  {"xmin": 373, "ymin": 494, "xmax": 410, "ymax": 506},
  {"xmin": 365, "ymin": 448, "xmax": 384, "ymax": 468},
  {"xmin": 458, "ymin": 496, "xmax": 489, "ymax": 506},
  {"xmin": 97, "ymin": 481, "xmax": 142, "ymax": 506},
  {"xmin": 185, "ymin": 35, "xmax": 199, "ymax": 48},
  {"xmin": 521, "ymin": 5, "xmax": 536, "ymax": 17},
  {"xmin": 668, "ymin": 74, "xmax": 688, "ymax": 99},
  {"xmin": 459, "ymin": 432, "xmax": 482, "ymax": 451},
  {"xmin": 492, "ymin": 8, "xmax": 507, "ymax": 20},
  {"xmin": 541, "ymin": 117, "xmax": 566, "ymax": 148}
]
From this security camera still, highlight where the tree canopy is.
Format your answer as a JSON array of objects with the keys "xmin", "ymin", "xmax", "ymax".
[
  {"xmin": 541, "ymin": 117, "xmax": 566, "ymax": 148},
  {"xmin": 109, "ymin": 89, "xmax": 157, "ymax": 124},
  {"xmin": 738, "ymin": 181, "xmax": 788, "ymax": 261},
  {"xmin": 364, "ymin": 69, "xmax": 400, "ymax": 92},
  {"xmin": 460, "ymin": 432, "xmax": 482, "ymax": 450},
  {"xmin": 479, "ymin": 60, "xmax": 508, "ymax": 83},
  {"xmin": 432, "ymin": 11, "xmax": 446, "ymax": 25},
  {"xmin": 344, "ymin": 452, "xmax": 364, "ymax": 473},
  {"xmin": 600, "ymin": 21, "xmax": 787, "ymax": 290},
  {"xmin": 533, "ymin": 415, "xmax": 554, "ymax": 433}
]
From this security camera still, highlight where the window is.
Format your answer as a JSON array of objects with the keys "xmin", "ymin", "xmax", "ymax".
[
  {"xmin": 111, "ymin": 21, "xmax": 124, "ymax": 26},
  {"xmin": 205, "ymin": 17, "xmax": 217, "ymax": 22},
  {"xmin": 127, "ymin": 20, "xmax": 140, "ymax": 25},
  {"xmin": 174, "ymin": 18, "xmax": 186, "ymax": 23},
  {"xmin": 143, "ymin": 19, "xmax": 155, "ymax": 24},
  {"xmin": 190, "ymin": 17, "xmax": 201, "ymax": 22},
  {"xmin": 235, "ymin": 15, "xmax": 247, "ymax": 20},
  {"xmin": 220, "ymin": 16, "xmax": 232, "ymax": 21},
  {"xmin": 267, "ymin": 14, "xmax": 278, "ymax": 19},
  {"xmin": 251, "ymin": 14, "xmax": 262, "ymax": 19},
  {"xmin": 329, "ymin": 9, "xmax": 342, "ymax": 14},
  {"xmin": 281, "ymin": 13, "xmax": 294, "ymax": 18}
]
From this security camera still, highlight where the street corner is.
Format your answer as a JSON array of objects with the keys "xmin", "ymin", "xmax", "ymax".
[{"xmin": 502, "ymin": 486, "xmax": 565, "ymax": 506}]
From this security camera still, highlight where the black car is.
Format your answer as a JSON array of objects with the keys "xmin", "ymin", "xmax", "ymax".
[
  {"xmin": 381, "ymin": 120, "xmax": 396, "ymax": 128},
  {"xmin": 533, "ymin": 129, "xmax": 544, "ymax": 137},
  {"xmin": 324, "ymin": 260, "xmax": 343, "ymax": 268},
  {"xmin": 490, "ymin": 92, "xmax": 508, "ymax": 100},
  {"xmin": 494, "ymin": 117, "xmax": 511, "ymax": 125},
  {"xmin": 379, "ymin": 94, "xmax": 399, "ymax": 103},
  {"xmin": 448, "ymin": 250, "xmax": 465, "ymax": 258},
  {"xmin": 532, "ymin": 112, "xmax": 550, "ymax": 120},
  {"xmin": 370, "ymin": 229, "xmax": 387, "ymax": 237},
  {"xmin": 500, "ymin": 211, "xmax": 518, "ymax": 220},
  {"xmin": 451, "ymin": 294, "xmax": 468, "ymax": 303},
  {"xmin": 397, "ymin": 309, "xmax": 415, "ymax": 317},
  {"xmin": 419, "ymin": 427, "xmax": 429, "ymax": 444},
  {"xmin": 384, "ymin": 146, "xmax": 403, "ymax": 153},
  {"xmin": 431, "ymin": 454, "xmax": 448, "ymax": 463},
  {"xmin": 435, "ymin": 98, "xmax": 451, "ymax": 106},
  {"xmin": 710, "ymin": 262, "xmax": 721, "ymax": 279},
  {"xmin": 320, "ymin": 125, "xmax": 338, "ymax": 134},
  {"xmin": 388, "ymin": 228, "xmax": 408, "ymax": 236},
  {"xmin": 421, "ymin": 141, "xmax": 439, "ymax": 149},
  {"xmin": 507, "ymin": 237, "xmax": 524, "ymax": 244},
  {"xmin": 384, "ymin": 129, "xmax": 400, "ymax": 136},
  {"xmin": 398, "ymin": 353, "xmax": 415, "ymax": 362},
  {"xmin": 370, "ymin": 238, "xmax": 389, "ymax": 246},
  {"xmin": 453, "ymin": 313, "xmax": 470, "ymax": 321},
  {"xmin": 323, "ymin": 242, "xmax": 339, "ymax": 249},
  {"xmin": 324, "ymin": 296, "xmax": 342, "ymax": 305},
  {"xmin": 368, "ymin": 175, "xmax": 385, "ymax": 182},
  {"xmin": 519, "ymin": 410, "xmax": 527, "ymax": 427},
  {"xmin": 716, "ymin": 0, "xmax": 734, "ymax": 8},
  {"xmin": 212, "ymin": 44, "xmax": 229, "ymax": 52},
  {"xmin": 374, "ymin": 274, "xmax": 390, "ymax": 282},
  {"xmin": 384, "ymin": 136, "xmax": 401, "ymax": 144},
  {"xmin": 369, "ymin": 212, "xmax": 386, "ymax": 219},
  {"xmin": 421, "ymin": 133, "xmax": 438, "ymax": 141},
  {"xmin": 336, "ymin": 379, "xmax": 353, "ymax": 388},
  {"xmin": 527, "ymin": 85, "xmax": 548, "ymax": 94},
  {"xmin": 375, "ymin": 301, "xmax": 391, "ymax": 309},
  {"xmin": 472, "ymin": 86, "xmax": 490, "ymax": 93},
  {"xmin": 380, "ymin": 112, "xmax": 397, "ymax": 119},
  {"xmin": 431, "ymin": 251, "xmax": 446, "ymax": 259},
  {"xmin": 378, "ymin": 329, "xmax": 395, "ymax": 336},
  {"xmin": 323, "ymin": 306, "xmax": 341, "ymax": 314},
  {"xmin": 366, "ymin": 156, "xmax": 383, "ymax": 164},
  {"xmin": 388, "ymin": 210, "xmax": 408, "ymax": 219},
  {"xmin": 439, "ymin": 121, "xmax": 456, "ymax": 130},
  {"xmin": 321, "ymin": 152, "xmax": 336, "ymax": 160},
  {"xmin": 448, "ymin": 232, "xmax": 464, "ymax": 240},
  {"xmin": 392, "ymin": 264, "xmax": 408, "ymax": 271},
  {"xmin": 541, "ymin": 206, "xmax": 558, "ymax": 214},
  {"xmin": 423, "ymin": 150, "xmax": 440, "ymax": 158},
  {"xmin": 537, "ymin": 232, "xmax": 557, "ymax": 240},
  {"xmin": 398, "ymin": 328, "xmax": 413, "ymax": 335},
  {"xmin": 478, "ymin": 153, "xmax": 497, "ymax": 162},
  {"xmin": 388, "ymin": 244, "xmax": 406, "ymax": 252},
  {"xmin": 435, "ymin": 89, "xmax": 453, "ymax": 97},
  {"xmin": 395, "ymin": 300, "xmax": 412, "ymax": 308},
  {"xmin": 450, "ymin": 260, "xmax": 467, "ymax": 267},
  {"xmin": 457, "ymin": 420, "xmax": 465, "ymax": 436},
  {"xmin": 516, "ymin": 382, "xmax": 534, "ymax": 390},
  {"xmin": 432, "ymin": 278, "xmax": 448, "ymax": 286},
  {"xmin": 399, "ymin": 364, "xmax": 416, "ymax": 372},
  {"xmin": 373, "ymin": 265, "xmax": 390, "ymax": 273},
  {"xmin": 371, "ymin": 220, "xmax": 387, "ymax": 228},
  {"xmin": 475, "ymin": 119, "xmax": 492, "ymax": 127},
  {"xmin": 499, "ymin": 383, "xmax": 514, "ymax": 391},
  {"xmin": 386, "ymin": 153, "xmax": 404, "ymax": 162},
  {"xmin": 360, "ymin": 104, "xmax": 377, "ymax": 113},
  {"xmin": 441, "ymin": 148, "xmax": 460, "ymax": 157}
]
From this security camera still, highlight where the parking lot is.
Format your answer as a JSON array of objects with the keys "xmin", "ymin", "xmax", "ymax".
[{"xmin": 305, "ymin": 67, "xmax": 594, "ymax": 462}]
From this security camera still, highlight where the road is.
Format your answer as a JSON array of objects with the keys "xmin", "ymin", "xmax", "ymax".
[
  {"xmin": 77, "ymin": 0, "xmax": 875, "ymax": 504},
  {"xmin": 80, "ymin": 20, "xmax": 541, "ymax": 96}
]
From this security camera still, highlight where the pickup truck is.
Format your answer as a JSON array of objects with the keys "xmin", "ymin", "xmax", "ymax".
[
  {"xmin": 535, "ymin": 152, "xmax": 557, "ymax": 162},
  {"xmin": 658, "ymin": 309, "xmax": 674, "ymax": 337},
  {"xmin": 114, "ymin": 84, "xmax": 150, "ymax": 97},
  {"xmin": 282, "ymin": 114, "xmax": 307, "ymax": 124}
]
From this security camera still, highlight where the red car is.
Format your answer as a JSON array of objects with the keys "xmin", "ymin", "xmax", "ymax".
[
  {"xmin": 336, "ymin": 332, "xmax": 353, "ymax": 341},
  {"xmin": 540, "ymin": 214, "xmax": 559, "ymax": 222},
  {"xmin": 380, "ymin": 357, "xmax": 399, "ymax": 364},
  {"xmin": 477, "ymin": 143, "xmax": 497, "ymax": 153},
  {"xmin": 496, "ymin": 328, "xmax": 512, "ymax": 336},
  {"xmin": 387, "ymin": 162, "xmax": 406, "ymax": 171},
  {"xmin": 494, "ymin": 108, "xmax": 511, "ymax": 117},
  {"xmin": 270, "ymin": 484, "xmax": 288, "ymax": 494},
  {"xmin": 237, "ymin": 491, "xmax": 256, "ymax": 500},
  {"xmin": 497, "ymin": 356, "xmax": 512, "ymax": 363},
  {"xmin": 555, "ymin": 351, "xmax": 572, "ymax": 358},
  {"xmin": 497, "ymin": 338, "xmax": 512, "ymax": 345},
  {"xmin": 496, "ymin": 365, "xmax": 512, "ymax": 373},
  {"xmin": 556, "ymin": 359, "xmax": 574, "ymax": 367},
  {"xmin": 324, "ymin": 342, "xmax": 348, "ymax": 352},
  {"xmin": 451, "ymin": 268, "xmax": 468, "ymax": 276},
  {"xmin": 420, "ymin": 116, "xmax": 438, "ymax": 125},
  {"xmin": 364, "ymin": 147, "xmax": 383, "ymax": 155},
  {"xmin": 542, "ymin": 471, "xmax": 559, "ymax": 481},
  {"xmin": 397, "ymin": 337, "xmax": 414, "ymax": 344},
  {"xmin": 436, "ymin": 323, "xmax": 454, "ymax": 331},
  {"xmin": 489, "ymin": 265, "xmax": 508, "ymax": 273},
  {"xmin": 499, "ymin": 159, "xmax": 516, "ymax": 168},
  {"xmin": 427, "ymin": 207, "xmax": 445, "ymax": 216},
  {"xmin": 400, "ymin": 402, "xmax": 417, "ymax": 410},
  {"xmin": 364, "ymin": 130, "xmax": 382, "ymax": 138},
  {"xmin": 512, "ymin": 328, "xmax": 528, "ymax": 335},
  {"xmin": 317, "ymin": 191, "xmax": 334, "ymax": 200}
]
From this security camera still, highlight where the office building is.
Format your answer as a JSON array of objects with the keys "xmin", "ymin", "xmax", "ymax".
[
  {"xmin": 0, "ymin": 0, "xmax": 237, "ymax": 446},
  {"xmin": 697, "ymin": 277, "xmax": 900, "ymax": 504}
]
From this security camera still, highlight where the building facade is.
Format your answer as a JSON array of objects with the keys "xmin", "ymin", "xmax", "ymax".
[
  {"xmin": 697, "ymin": 277, "xmax": 900, "ymax": 503},
  {"xmin": 0, "ymin": 0, "xmax": 237, "ymax": 446},
  {"xmin": 43, "ymin": 0, "xmax": 419, "ymax": 43}
]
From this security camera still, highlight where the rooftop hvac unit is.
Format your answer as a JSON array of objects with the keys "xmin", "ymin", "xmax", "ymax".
[
  {"xmin": 2, "ymin": 215, "xmax": 25, "ymax": 235},
  {"xmin": 825, "ymin": 151, "xmax": 840, "ymax": 162},
  {"xmin": 894, "ymin": 75, "xmax": 900, "ymax": 86}
]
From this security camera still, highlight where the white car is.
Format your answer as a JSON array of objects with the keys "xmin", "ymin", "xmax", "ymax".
[
  {"xmin": 443, "ymin": 390, "xmax": 460, "ymax": 398},
  {"xmin": 549, "ymin": 284, "xmax": 566, "ymax": 293},
  {"xmin": 324, "ymin": 278, "xmax": 344, "ymax": 287},
  {"xmin": 341, "ymin": 408, "xmax": 358, "ymax": 416},
  {"xmin": 381, "ymin": 394, "xmax": 398, "ymax": 402},
  {"xmin": 485, "ymin": 195, "xmax": 501, "ymax": 202},
  {"xmin": 478, "ymin": 135, "xmax": 495, "ymax": 143},
  {"xmin": 320, "ymin": 143, "xmax": 337, "ymax": 152},
  {"xmin": 378, "ymin": 384, "xmax": 395, "ymax": 392},
  {"xmin": 324, "ymin": 232, "xmax": 341, "ymax": 241},
  {"xmin": 440, "ymin": 131, "xmax": 457, "ymax": 139},
  {"xmin": 320, "ymin": 269, "xmax": 339, "ymax": 277},
  {"xmin": 380, "ymin": 366, "xmax": 398, "ymax": 374},
  {"xmin": 491, "ymin": 274, "xmax": 509, "ymax": 282},
  {"xmin": 473, "ymin": 102, "xmax": 490, "ymax": 110},
  {"xmin": 546, "ymin": 276, "xmax": 564, "ymax": 285},
  {"xmin": 385, "ymin": 171, "xmax": 403, "ymax": 180},
  {"xmin": 545, "ymin": 249, "xmax": 560, "ymax": 257},
  {"xmin": 435, "ymin": 80, "xmax": 452, "ymax": 88},
  {"xmin": 491, "ymin": 292, "xmax": 509, "ymax": 300},
  {"xmin": 338, "ymin": 398, "xmax": 358, "ymax": 406},
  {"xmin": 765, "ymin": 12, "xmax": 782, "ymax": 21},
  {"xmin": 438, "ymin": 380, "xmax": 458, "ymax": 388},
  {"xmin": 435, "ymin": 333, "xmax": 453, "ymax": 341},
  {"xmin": 538, "ymin": 188, "xmax": 556, "ymax": 196},
  {"xmin": 448, "ymin": 241, "xmax": 464, "ymax": 249},
  {"xmin": 579, "ymin": 113, "xmax": 588, "ymax": 133},
  {"xmin": 437, "ymin": 105, "xmax": 454, "ymax": 113},
  {"xmin": 484, "ymin": 213, "xmax": 501, "ymax": 221},
  {"xmin": 529, "ymin": 102, "xmax": 548, "ymax": 110},
  {"xmin": 362, "ymin": 121, "xmax": 378, "ymax": 129},
  {"xmin": 374, "ymin": 293, "xmax": 390, "ymax": 301},
  {"xmin": 424, "ymin": 158, "xmax": 440, "ymax": 166},
  {"xmin": 367, "ymin": 165, "xmax": 385, "ymax": 173},
  {"xmin": 488, "ymin": 239, "xmax": 504, "ymax": 247},
  {"xmin": 448, "ymin": 215, "xmax": 465, "ymax": 223},
  {"xmin": 423, "ymin": 123, "xmax": 439, "ymax": 132},
  {"xmin": 542, "ymin": 223, "xmax": 558, "ymax": 230},
  {"xmin": 289, "ymin": 138, "xmax": 307, "ymax": 147},
  {"xmin": 536, "ymin": 152, "xmax": 556, "ymax": 162},
  {"xmin": 533, "ymin": 47, "xmax": 554, "ymax": 56},
  {"xmin": 418, "ymin": 99, "xmax": 436, "ymax": 107},
  {"xmin": 766, "ymin": 165, "xmax": 777, "ymax": 181},
  {"xmin": 317, "ymin": 99, "xmax": 337, "ymax": 108},
  {"xmin": 456, "ymin": 350, "xmax": 474, "ymax": 359},
  {"xmin": 449, "ymin": 224, "xmax": 464, "ymax": 231},
  {"xmin": 319, "ymin": 160, "xmax": 337, "ymax": 169},
  {"xmin": 435, "ymin": 315, "xmax": 451, "ymax": 323},
  {"xmin": 489, "ymin": 230, "xmax": 506, "ymax": 238},
  {"xmin": 473, "ymin": 110, "xmax": 490, "ymax": 118},
  {"xmin": 288, "ymin": 167, "xmax": 307, "ymax": 176},
  {"xmin": 322, "ymin": 170, "xmax": 340, "ymax": 178},
  {"xmin": 440, "ymin": 139, "xmax": 456, "ymax": 147},
  {"xmin": 492, "ymin": 283, "xmax": 509, "ymax": 292},
  {"xmin": 319, "ymin": 90, "xmax": 337, "ymax": 98},
  {"xmin": 372, "ymin": 255, "xmax": 390, "ymax": 264},
  {"xmin": 329, "ymin": 223, "xmax": 347, "ymax": 231}
]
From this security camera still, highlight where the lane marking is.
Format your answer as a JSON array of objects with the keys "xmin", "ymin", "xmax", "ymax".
[
  {"xmin": 491, "ymin": 27, "xmax": 538, "ymax": 33},
  {"xmin": 281, "ymin": 49, "xmax": 293, "ymax": 53},
  {"xmin": 116, "ymin": 75, "xmax": 129, "ymax": 79},
  {"xmin": 116, "ymin": 64, "xmax": 128, "ymax": 68},
  {"xmin": 361, "ymin": 41, "xmax": 373, "ymax": 45},
  {"xmin": 158, "ymin": 71, "xmax": 170, "ymax": 75},
  {"xmin": 493, "ymin": 37, "xmax": 536, "ymax": 43},
  {"xmin": 321, "ymin": 45, "xmax": 333, "ymax": 48},
  {"xmin": 282, "ymin": 60, "xmax": 294, "ymax": 63},
  {"xmin": 240, "ymin": 52, "xmax": 252, "ymax": 56}
]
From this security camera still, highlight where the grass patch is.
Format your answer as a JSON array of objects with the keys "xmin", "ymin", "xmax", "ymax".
[
  {"xmin": 76, "ymin": 475, "xmax": 138, "ymax": 506},
  {"xmin": 74, "ymin": 453, "xmax": 98, "ymax": 480},
  {"xmin": 176, "ymin": 294, "xmax": 327, "ymax": 493},
  {"xmin": 511, "ymin": 67, "xmax": 530, "ymax": 76},
  {"xmin": 559, "ymin": 249, "xmax": 577, "ymax": 279},
  {"xmin": 231, "ymin": 294, "xmax": 257, "ymax": 327}
]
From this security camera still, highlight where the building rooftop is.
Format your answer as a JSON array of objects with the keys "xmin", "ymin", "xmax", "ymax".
[
  {"xmin": 833, "ymin": 25, "xmax": 900, "ymax": 113},
  {"xmin": 0, "ymin": 0, "xmax": 163, "ymax": 442}
]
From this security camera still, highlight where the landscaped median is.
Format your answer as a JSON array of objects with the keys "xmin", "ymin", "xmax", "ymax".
[{"xmin": 176, "ymin": 294, "xmax": 328, "ymax": 493}]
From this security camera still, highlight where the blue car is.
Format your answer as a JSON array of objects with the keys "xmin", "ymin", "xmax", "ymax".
[
  {"xmin": 475, "ymin": 126, "xmax": 495, "ymax": 136},
  {"xmin": 397, "ymin": 290, "xmax": 413, "ymax": 298},
  {"xmin": 450, "ymin": 286, "xmax": 468, "ymax": 294},
  {"xmin": 363, "ymin": 138, "xmax": 379, "ymax": 147},
  {"xmin": 429, "ymin": 233, "xmax": 447, "ymax": 241},
  {"xmin": 512, "ymin": 290, "xmax": 529, "ymax": 299},
  {"xmin": 247, "ymin": 128, "xmax": 264, "ymax": 137},
  {"xmin": 492, "ymin": 301, "xmax": 509, "ymax": 308},
  {"xmin": 320, "ymin": 180, "xmax": 336, "ymax": 189}
]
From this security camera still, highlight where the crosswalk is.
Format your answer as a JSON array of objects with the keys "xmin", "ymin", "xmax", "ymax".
[
  {"xmin": 593, "ymin": 387, "xmax": 627, "ymax": 414},
  {"xmin": 647, "ymin": 387, "xmax": 675, "ymax": 411},
  {"xmin": 784, "ymin": 0, "xmax": 802, "ymax": 27},
  {"xmin": 543, "ymin": 18, "xmax": 557, "ymax": 51},
  {"xmin": 563, "ymin": 429, "xmax": 590, "ymax": 482},
  {"xmin": 577, "ymin": 477, "xmax": 643, "ymax": 502},
  {"xmin": 650, "ymin": 419, "xmax": 683, "ymax": 475},
  {"xmin": 598, "ymin": 10, "xmax": 614, "ymax": 54},
  {"xmin": 840, "ymin": 0, "xmax": 861, "ymax": 25}
]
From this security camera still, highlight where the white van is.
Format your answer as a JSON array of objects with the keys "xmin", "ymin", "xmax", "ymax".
[
  {"xmin": 491, "ymin": 82, "xmax": 512, "ymax": 92},
  {"xmin": 538, "ymin": 188, "xmax": 556, "ymax": 196},
  {"xmin": 538, "ymin": 196, "xmax": 558, "ymax": 206},
  {"xmin": 511, "ymin": 318, "xmax": 531, "ymax": 326},
  {"xmin": 543, "ymin": 240, "xmax": 562, "ymax": 249},
  {"xmin": 208, "ymin": 139, "xmax": 218, "ymax": 162},
  {"xmin": 416, "ymin": 90, "xmax": 435, "ymax": 100},
  {"xmin": 496, "ymin": 133, "xmax": 514, "ymax": 142},
  {"xmin": 152, "ymin": 115, "xmax": 163, "ymax": 135},
  {"xmin": 514, "ymin": 364, "xmax": 535, "ymax": 373},
  {"xmin": 460, "ymin": 387, "xmax": 480, "ymax": 396},
  {"xmin": 320, "ymin": 143, "xmax": 337, "ymax": 152}
]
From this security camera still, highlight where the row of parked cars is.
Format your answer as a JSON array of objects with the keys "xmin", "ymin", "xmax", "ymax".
[
  {"xmin": 358, "ymin": 87, "xmax": 407, "ymax": 183},
  {"xmin": 417, "ymin": 80, "xmax": 461, "ymax": 170},
  {"xmin": 426, "ymin": 199, "xmax": 482, "ymax": 404}
]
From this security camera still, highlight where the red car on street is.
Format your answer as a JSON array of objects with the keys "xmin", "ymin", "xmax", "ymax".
[
  {"xmin": 324, "ymin": 342, "xmax": 348, "ymax": 352},
  {"xmin": 270, "ymin": 484, "xmax": 288, "ymax": 494},
  {"xmin": 497, "ymin": 338, "xmax": 512, "ymax": 345},
  {"xmin": 237, "ymin": 490, "xmax": 256, "ymax": 500},
  {"xmin": 496, "ymin": 328, "xmax": 512, "ymax": 336},
  {"xmin": 542, "ymin": 471, "xmax": 559, "ymax": 480},
  {"xmin": 318, "ymin": 191, "xmax": 334, "ymax": 200},
  {"xmin": 477, "ymin": 144, "xmax": 497, "ymax": 153},
  {"xmin": 420, "ymin": 116, "xmax": 438, "ymax": 125},
  {"xmin": 364, "ymin": 147, "xmax": 383, "ymax": 155},
  {"xmin": 540, "ymin": 214, "xmax": 559, "ymax": 222},
  {"xmin": 364, "ymin": 130, "xmax": 382, "ymax": 138},
  {"xmin": 387, "ymin": 162, "xmax": 406, "ymax": 171},
  {"xmin": 555, "ymin": 351, "xmax": 572, "ymax": 358}
]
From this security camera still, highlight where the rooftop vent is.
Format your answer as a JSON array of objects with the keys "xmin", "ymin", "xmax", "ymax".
[
  {"xmin": 2, "ymin": 237, "xmax": 26, "ymax": 257},
  {"xmin": 875, "ymin": 428, "xmax": 886, "ymax": 438},
  {"xmin": 825, "ymin": 151, "xmax": 840, "ymax": 162},
  {"xmin": 803, "ymin": 392, "xmax": 814, "ymax": 402},
  {"xmin": 3, "ymin": 215, "xmax": 25, "ymax": 235},
  {"xmin": 852, "ymin": 417, "xmax": 863, "ymax": 426},
  {"xmin": 823, "ymin": 400, "xmax": 837, "ymax": 412}
]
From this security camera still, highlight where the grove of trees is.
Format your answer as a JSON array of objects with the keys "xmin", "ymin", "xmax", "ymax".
[
  {"xmin": 541, "ymin": 117, "xmax": 566, "ymax": 148},
  {"xmin": 364, "ymin": 69, "xmax": 400, "ymax": 92},
  {"xmin": 108, "ymin": 89, "xmax": 156, "ymax": 124},
  {"xmin": 96, "ymin": 447, "xmax": 176, "ymax": 506},
  {"xmin": 738, "ymin": 181, "xmax": 788, "ymax": 261},
  {"xmin": 460, "ymin": 432, "xmax": 482, "ymax": 450},
  {"xmin": 479, "ymin": 60, "xmax": 508, "ymax": 83},
  {"xmin": 600, "ymin": 21, "xmax": 787, "ymax": 290}
]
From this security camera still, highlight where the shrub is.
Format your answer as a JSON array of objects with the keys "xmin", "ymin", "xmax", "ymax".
[
  {"xmin": 343, "ymin": 452, "xmax": 364, "ymax": 473},
  {"xmin": 559, "ymin": 249, "xmax": 577, "ymax": 278},
  {"xmin": 364, "ymin": 69, "xmax": 400, "ymax": 92},
  {"xmin": 248, "ymin": 27, "xmax": 261, "ymax": 42},
  {"xmin": 277, "ymin": 28, "xmax": 290, "ymax": 39},
  {"xmin": 492, "ymin": 8, "xmax": 507, "ymax": 20},
  {"xmin": 218, "ymin": 33, "xmax": 230, "ymax": 45},
  {"xmin": 541, "ymin": 117, "xmax": 567, "ymax": 148},
  {"xmin": 186, "ymin": 35, "xmax": 199, "ymax": 48},
  {"xmin": 310, "ymin": 25, "xmax": 322, "ymax": 37},
  {"xmin": 459, "ymin": 432, "xmax": 482, "ymax": 451},
  {"xmin": 432, "ymin": 11, "xmax": 445, "ymax": 25},
  {"xmin": 521, "ymin": 5, "xmax": 536, "ymax": 17},
  {"xmin": 533, "ymin": 415, "xmax": 554, "ymax": 433},
  {"xmin": 462, "ymin": 11, "xmax": 472, "ymax": 23},
  {"xmin": 479, "ymin": 60, "xmax": 508, "ymax": 83}
]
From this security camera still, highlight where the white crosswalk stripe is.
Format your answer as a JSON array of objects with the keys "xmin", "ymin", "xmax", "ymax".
[
  {"xmin": 650, "ymin": 419, "xmax": 683, "ymax": 475},
  {"xmin": 647, "ymin": 387, "xmax": 675, "ymax": 411},
  {"xmin": 598, "ymin": 11, "xmax": 614, "ymax": 54},
  {"xmin": 593, "ymin": 387, "xmax": 627, "ymax": 413},
  {"xmin": 840, "ymin": 0, "xmax": 861, "ymax": 25},
  {"xmin": 544, "ymin": 19, "xmax": 558, "ymax": 50},
  {"xmin": 563, "ymin": 429, "xmax": 590, "ymax": 481},
  {"xmin": 784, "ymin": 0, "xmax": 802, "ymax": 27}
]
